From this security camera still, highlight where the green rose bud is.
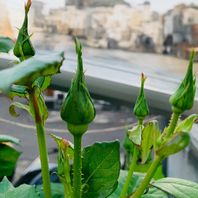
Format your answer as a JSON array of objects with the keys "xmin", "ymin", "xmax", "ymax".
[
  {"xmin": 13, "ymin": 0, "xmax": 35, "ymax": 60},
  {"xmin": 51, "ymin": 134, "xmax": 73, "ymax": 197},
  {"xmin": 169, "ymin": 51, "xmax": 196, "ymax": 114},
  {"xmin": 133, "ymin": 73, "xmax": 149, "ymax": 121},
  {"xmin": 61, "ymin": 38, "xmax": 96, "ymax": 135}
]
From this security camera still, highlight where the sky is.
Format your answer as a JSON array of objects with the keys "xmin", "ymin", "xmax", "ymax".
[
  {"xmin": 5, "ymin": 0, "xmax": 198, "ymax": 14},
  {"xmin": 126, "ymin": 0, "xmax": 198, "ymax": 13}
]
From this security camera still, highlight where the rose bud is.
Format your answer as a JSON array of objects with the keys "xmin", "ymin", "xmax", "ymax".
[
  {"xmin": 61, "ymin": 38, "xmax": 96, "ymax": 135},
  {"xmin": 133, "ymin": 73, "xmax": 149, "ymax": 121},
  {"xmin": 169, "ymin": 51, "xmax": 196, "ymax": 114},
  {"xmin": 13, "ymin": 0, "xmax": 35, "ymax": 60}
]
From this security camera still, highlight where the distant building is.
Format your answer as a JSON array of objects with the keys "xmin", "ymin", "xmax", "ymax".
[
  {"xmin": 66, "ymin": 0, "xmax": 129, "ymax": 8},
  {"xmin": 31, "ymin": 0, "xmax": 45, "ymax": 28},
  {"xmin": 163, "ymin": 4, "xmax": 198, "ymax": 56},
  {"xmin": 41, "ymin": 3, "xmax": 162, "ymax": 52}
]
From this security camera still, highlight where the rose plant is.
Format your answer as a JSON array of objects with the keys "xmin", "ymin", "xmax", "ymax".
[{"xmin": 0, "ymin": 1, "xmax": 198, "ymax": 198}]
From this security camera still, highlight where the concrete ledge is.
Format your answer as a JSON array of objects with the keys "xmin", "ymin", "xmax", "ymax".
[
  {"xmin": 52, "ymin": 57, "xmax": 198, "ymax": 115},
  {"xmin": 0, "ymin": 54, "xmax": 197, "ymax": 115}
]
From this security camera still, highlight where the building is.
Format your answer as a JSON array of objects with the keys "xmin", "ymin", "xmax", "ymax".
[
  {"xmin": 40, "ymin": 2, "xmax": 163, "ymax": 53},
  {"xmin": 31, "ymin": 0, "xmax": 45, "ymax": 29},
  {"xmin": 66, "ymin": 0, "xmax": 128, "ymax": 8},
  {"xmin": 163, "ymin": 4, "xmax": 198, "ymax": 57}
]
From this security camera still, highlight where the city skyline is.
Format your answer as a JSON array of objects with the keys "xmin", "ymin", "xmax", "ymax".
[
  {"xmin": 5, "ymin": 0, "xmax": 198, "ymax": 14},
  {"xmin": 2, "ymin": 0, "xmax": 198, "ymax": 37}
]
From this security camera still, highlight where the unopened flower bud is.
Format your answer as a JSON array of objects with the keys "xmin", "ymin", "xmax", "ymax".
[
  {"xmin": 13, "ymin": 0, "xmax": 35, "ymax": 60},
  {"xmin": 133, "ymin": 73, "xmax": 149, "ymax": 120},
  {"xmin": 169, "ymin": 51, "xmax": 196, "ymax": 114},
  {"xmin": 61, "ymin": 38, "xmax": 96, "ymax": 135},
  {"xmin": 51, "ymin": 134, "xmax": 73, "ymax": 196}
]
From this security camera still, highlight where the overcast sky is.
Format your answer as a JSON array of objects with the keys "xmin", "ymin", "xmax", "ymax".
[
  {"xmin": 126, "ymin": 0, "xmax": 198, "ymax": 13},
  {"xmin": 5, "ymin": 0, "xmax": 198, "ymax": 14}
]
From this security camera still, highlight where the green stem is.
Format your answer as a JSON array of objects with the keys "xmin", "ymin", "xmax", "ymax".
[
  {"xmin": 63, "ymin": 162, "xmax": 73, "ymax": 198},
  {"xmin": 64, "ymin": 182, "xmax": 72, "ymax": 198},
  {"xmin": 62, "ymin": 161, "xmax": 73, "ymax": 198},
  {"xmin": 73, "ymin": 134, "xmax": 82, "ymax": 198},
  {"xmin": 138, "ymin": 119, "xmax": 143, "ymax": 125},
  {"xmin": 126, "ymin": 151, "xmax": 131, "ymax": 169},
  {"xmin": 131, "ymin": 156, "xmax": 162, "ymax": 198},
  {"xmin": 166, "ymin": 112, "xmax": 180, "ymax": 137},
  {"xmin": 120, "ymin": 147, "xmax": 138, "ymax": 198},
  {"xmin": 64, "ymin": 184, "xmax": 68, "ymax": 198},
  {"xmin": 29, "ymin": 91, "xmax": 51, "ymax": 198},
  {"xmin": 36, "ymin": 122, "xmax": 52, "ymax": 198},
  {"xmin": 131, "ymin": 112, "xmax": 180, "ymax": 198}
]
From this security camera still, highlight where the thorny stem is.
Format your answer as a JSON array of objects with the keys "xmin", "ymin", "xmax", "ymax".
[
  {"xmin": 120, "ymin": 119, "xmax": 143, "ymax": 198},
  {"xmin": 62, "ymin": 159, "xmax": 73, "ymax": 198},
  {"xmin": 73, "ymin": 134, "xmax": 83, "ymax": 198},
  {"xmin": 29, "ymin": 90, "xmax": 51, "ymax": 198},
  {"xmin": 131, "ymin": 156, "xmax": 162, "ymax": 198},
  {"xmin": 166, "ymin": 112, "xmax": 180, "ymax": 138},
  {"xmin": 64, "ymin": 182, "xmax": 72, "ymax": 198},
  {"xmin": 120, "ymin": 146, "xmax": 138, "ymax": 198},
  {"xmin": 131, "ymin": 112, "xmax": 180, "ymax": 198}
]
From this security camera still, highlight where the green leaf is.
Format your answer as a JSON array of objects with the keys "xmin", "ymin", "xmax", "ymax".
[
  {"xmin": 29, "ymin": 91, "xmax": 48, "ymax": 123},
  {"xmin": 109, "ymin": 170, "xmax": 167, "ymax": 198},
  {"xmin": 123, "ymin": 134, "xmax": 135, "ymax": 169},
  {"xmin": 0, "ymin": 135, "xmax": 20, "ymax": 145},
  {"xmin": 36, "ymin": 183, "xmax": 64, "ymax": 198},
  {"xmin": 8, "ymin": 84, "xmax": 29, "ymax": 99},
  {"xmin": 0, "ymin": 177, "xmax": 39, "ymax": 197},
  {"xmin": 0, "ymin": 52, "xmax": 64, "ymax": 91},
  {"xmin": 156, "ymin": 132, "xmax": 190, "ymax": 158},
  {"xmin": 8, "ymin": 99, "xmax": 46, "ymax": 124},
  {"xmin": 123, "ymin": 133, "xmax": 134, "ymax": 154},
  {"xmin": 32, "ymin": 76, "xmax": 51, "ymax": 91},
  {"xmin": 0, "ymin": 144, "xmax": 21, "ymax": 177},
  {"xmin": 128, "ymin": 125, "xmax": 143, "ymax": 146},
  {"xmin": 9, "ymin": 101, "xmax": 31, "ymax": 117},
  {"xmin": 135, "ymin": 162, "xmax": 164, "ymax": 180},
  {"xmin": 141, "ymin": 121, "xmax": 161, "ymax": 163},
  {"xmin": 0, "ymin": 37, "xmax": 14, "ymax": 53},
  {"xmin": 51, "ymin": 134, "xmax": 74, "ymax": 160},
  {"xmin": 151, "ymin": 177, "xmax": 198, "ymax": 198},
  {"xmin": 142, "ymin": 187, "xmax": 168, "ymax": 198},
  {"xmin": 82, "ymin": 141, "xmax": 120, "ymax": 198},
  {"xmin": 9, "ymin": 86, "xmax": 49, "ymax": 123},
  {"xmin": 109, "ymin": 170, "xmax": 143, "ymax": 198},
  {"xmin": 38, "ymin": 94, "xmax": 48, "ymax": 123},
  {"xmin": 0, "ymin": 177, "xmax": 13, "ymax": 193},
  {"xmin": 175, "ymin": 114, "xmax": 198, "ymax": 133}
]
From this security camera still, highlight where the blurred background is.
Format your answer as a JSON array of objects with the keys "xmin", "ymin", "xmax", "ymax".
[
  {"xmin": 1, "ymin": 0, "xmax": 198, "ymax": 58},
  {"xmin": 0, "ymin": 0, "xmax": 198, "ymax": 184}
]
